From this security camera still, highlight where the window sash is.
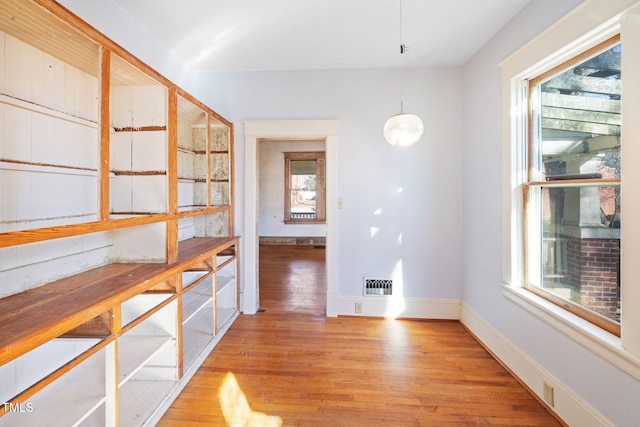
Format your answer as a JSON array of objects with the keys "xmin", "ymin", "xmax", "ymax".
[
  {"xmin": 524, "ymin": 36, "xmax": 622, "ymax": 336},
  {"xmin": 523, "ymin": 182, "xmax": 621, "ymax": 335}
]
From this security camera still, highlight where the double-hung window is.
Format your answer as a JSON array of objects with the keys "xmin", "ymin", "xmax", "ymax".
[
  {"xmin": 284, "ymin": 151, "xmax": 326, "ymax": 224},
  {"xmin": 525, "ymin": 37, "xmax": 621, "ymax": 335}
]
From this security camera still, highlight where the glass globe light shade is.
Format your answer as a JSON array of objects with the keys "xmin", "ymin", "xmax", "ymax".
[{"xmin": 383, "ymin": 113, "xmax": 424, "ymax": 146}]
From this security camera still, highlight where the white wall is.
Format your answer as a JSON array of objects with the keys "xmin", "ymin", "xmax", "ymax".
[
  {"xmin": 463, "ymin": 0, "xmax": 640, "ymax": 426},
  {"xmin": 258, "ymin": 139, "xmax": 326, "ymax": 238},
  {"xmin": 195, "ymin": 67, "xmax": 465, "ymax": 302}
]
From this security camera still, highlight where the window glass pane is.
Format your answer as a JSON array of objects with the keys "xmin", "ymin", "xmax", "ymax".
[
  {"xmin": 541, "ymin": 185, "xmax": 620, "ymax": 322},
  {"xmin": 537, "ymin": 44, "xmax": 621, "ymax": 181},
  {"xmin": 290, "ymin": 163, "xmax": 316, "ymax": 219}
]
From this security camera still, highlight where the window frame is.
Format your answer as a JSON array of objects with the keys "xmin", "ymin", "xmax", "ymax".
[
  {"xmin": 523, "ymin": 35, "xmax": 622, "ymax": 336},
  {"xmin": 500, "ymin": 0, "xmax": 640, "ymax": 380},
  {"xmin": 283, "ymin": 151, "xmax": 326, "ymax": 224}
]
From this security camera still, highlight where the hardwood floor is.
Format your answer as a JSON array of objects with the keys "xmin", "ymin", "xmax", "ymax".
[
  {"xmin": 258, "ymin": 244, "xmax": 327, "ymax": 315},
  {"xmin": 159, "ymin": 245, "xmax": 561, "ymax": 427}
]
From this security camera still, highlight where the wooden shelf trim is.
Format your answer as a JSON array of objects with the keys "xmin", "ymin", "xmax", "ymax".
[
  {"xmin": 216, "ymin": 256, "xmax": 236, "ymax": 272},
  {"xmin": 0, "ymin": 237, "xmax": 238, "ymax": 365},
  {"xmin": 0, "ymin": 159, "xmax": 97, "ymax": 175},
  {"xmin": 0, "ymin": 207, "xmax": 233, "ymax": 248},
  {"xmin": 110, "ymin": 170, "xmax": 167, "ymax": 176},
  {"xmin": 0, "ymin": 93, "xmax": 99, "ymax": 129},
  {"xmin": 182, "ymin": 270, "xmax": 215, "ymax": 294},
  {"xmin": 113, "ymin": 126, "xmax": 167, "ymax": 132}
]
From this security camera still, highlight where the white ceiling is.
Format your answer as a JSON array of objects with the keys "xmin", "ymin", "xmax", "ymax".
[{"xmin": 112, "ymin": 0, "xmax": 531, "ymax": 72}]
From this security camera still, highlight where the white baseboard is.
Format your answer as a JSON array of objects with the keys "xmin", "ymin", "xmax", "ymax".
[
  {"xmin": 337, "ymin": 296, "xmax": 460, "ymax": 319},
  {"xmin": 460, "ymin": 301, "xmax": 613, "ymax": 427}
]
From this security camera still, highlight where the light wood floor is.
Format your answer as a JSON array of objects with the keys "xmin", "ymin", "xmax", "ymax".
[{"xmin": 159, "ymin": 245, "xmax": 561, "ymax": 426}]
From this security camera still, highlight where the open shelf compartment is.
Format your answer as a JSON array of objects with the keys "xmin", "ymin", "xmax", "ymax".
[
  {"xmin": 215, "ymin": 257, "xmax": 238, "ymax": 333},
  {"xmin": 118, "ymin": 300, "xmax": 178, "ymax": 426},
  {"xmin": 0, "ymin": 345, "xmax": 107, "ymax": 427},
  {"xmin": 182, "ymin": 275, "xmax": 215, "ymax": 370}
]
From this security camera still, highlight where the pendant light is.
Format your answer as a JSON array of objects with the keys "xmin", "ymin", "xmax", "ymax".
[{"xmin": 383, "ymin": 0, "xmax": 424, "ymax": 146}]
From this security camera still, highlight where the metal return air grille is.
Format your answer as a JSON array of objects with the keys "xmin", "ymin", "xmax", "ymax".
[{"xmin": 364, "ymin": 278, "xmax": 393, "ymax": 296}]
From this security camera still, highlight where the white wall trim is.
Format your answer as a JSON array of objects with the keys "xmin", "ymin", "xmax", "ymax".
[
  {"xmin": 499, "ymin": 0, "xmax": 634, "ymax": 78},
  {"xmin": 243, "ymin": 120, "xmax": 339, "ymax": 316},
  {"xmin": 337, "ymin": 296, "xmax": 461, "ymax": 320},
  {"xmin": 502, "ymin": 284, "xmax": 640, "ymax": 380},
  {"xmin": 460, "ymin": 302, "xmax": 614, "ymax": 427}
]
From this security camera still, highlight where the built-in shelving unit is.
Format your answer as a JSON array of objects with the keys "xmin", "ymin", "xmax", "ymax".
[{"xmin": 0, "ymin": 1, "xmax": 239, "ymax": 426}]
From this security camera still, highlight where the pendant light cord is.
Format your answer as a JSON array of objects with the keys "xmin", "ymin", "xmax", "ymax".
[{"xmin": 383, "ymin": 0, "xmax": 425, "ymax": 146}]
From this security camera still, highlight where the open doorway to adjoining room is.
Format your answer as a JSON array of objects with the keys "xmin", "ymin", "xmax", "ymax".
[
  {"xmin": 257, "ymin": 139, "xmax": 326, "ymax": 314},
  {"xmin": 242, "ymin": 120, "xmax": 338, "ymax": 316}
]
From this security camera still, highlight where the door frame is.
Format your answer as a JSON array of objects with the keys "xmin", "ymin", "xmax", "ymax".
[{"xmin": 243, "ymin": 120, "xmax": 338, "ymax": 316}]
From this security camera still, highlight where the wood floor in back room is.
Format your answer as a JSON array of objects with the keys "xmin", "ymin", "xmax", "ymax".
[{"xmin": 158, "ymin": 244, "xmax": 562, "ymax": 427}]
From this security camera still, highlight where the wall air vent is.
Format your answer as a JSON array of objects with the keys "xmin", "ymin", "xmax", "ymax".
[{"xmin": 364, "ymin": 278, "xmax": 393, "ymax": 296}]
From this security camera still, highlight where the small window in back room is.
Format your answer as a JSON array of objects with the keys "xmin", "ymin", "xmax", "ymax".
[{"xmin": 284, "ymin": 151, "xmax": 325, "ymax": 224}]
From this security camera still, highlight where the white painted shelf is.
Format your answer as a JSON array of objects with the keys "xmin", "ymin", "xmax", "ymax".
[
  {"xmin": 215, "ymin": 258, "xmax": 237, "ymax": 334},
  {"xmin": 182, "ymin": 276, "xmax": 214, "ymax": 323},
  {"xmin": 183, "ymin": 270, "xmax": 211, "ymax": 288},
  {"xmin": 216, "ymin": 275, "xmax": 235, "ymax": 295},
  {"xmin": 183, "ymin": 305, "xmax": 215, "ymax": 370},
  {"xmin": 121, "ymin": 294, "xmax": 174, "ymax": 327},
  {"xmin": 117, "ymin": 335, "xmax": 174, "ymax": 387},
  {"xmin": 118, "ymin": 379, "xmax": 176, "ymax": 427},
  {"xmin": 0, "ymin": 347, "xmax": 106, "ymax": 427},
  {"xmin": 216, "ymin": 254, "xmax": 234, "ymax": 267},
  {"xmin": 217, "ymin": 307, "xmax": 237, "ymax": 333},
  {"xmin": 77, "ymin": 403, "xmax": 105, "ymax": 427},
  {"xmin": 0, "ymin": 337, "xmax": 100, "ymax": 404}
]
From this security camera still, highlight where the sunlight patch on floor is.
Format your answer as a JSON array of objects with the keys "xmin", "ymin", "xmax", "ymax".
[{"xmin": 218, "ymin": 372, "xmax": 283, "ymax": 427}]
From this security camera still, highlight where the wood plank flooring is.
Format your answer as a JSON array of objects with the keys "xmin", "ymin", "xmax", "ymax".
[
  {"xmin": 159, "ymin": 245, "xmax": 561, "ymax": 427},
  {"xmin": 257, "ymin": 244, "xmax": 327, "ymax": 315}
]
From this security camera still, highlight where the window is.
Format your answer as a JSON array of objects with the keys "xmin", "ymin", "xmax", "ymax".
[
  {"xmin": 284, "ymin": 151, "xmax": 325, "ymax": 224},
  {"xmin": 525, "ymin": 37, "xmax": 621, "ymax": 335}
]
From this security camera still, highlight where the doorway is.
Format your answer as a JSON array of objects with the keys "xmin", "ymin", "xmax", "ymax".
[
  {"xmin": 257, "ymin": 139, "xmax": 326, "ymax": 314},
  {"xmin": 243, "ymin": 120, "xmax": 338, "ymax": 316}
]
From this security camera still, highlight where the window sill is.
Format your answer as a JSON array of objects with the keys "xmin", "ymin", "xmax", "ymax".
[{"xmin": 501, "ymin": 282, "xmax": 640, "ymax": 380}]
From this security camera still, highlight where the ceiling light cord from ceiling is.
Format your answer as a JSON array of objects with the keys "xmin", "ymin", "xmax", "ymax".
[{"xmin": 383, "ymin": 0, "xmax": 424, "ymax": 147}]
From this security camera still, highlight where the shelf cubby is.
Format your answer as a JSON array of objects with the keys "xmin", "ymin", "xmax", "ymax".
[
  {"xmin": 216, "ymin": 257, "xmax": 238, "ymax": 333},
  {"xmin": 109, "ymin": 54, "xmax": 168, "ymax": 218},
  {"xmin": 182, "ymin": 275, "xmax": 215, "ymax": 371},
  {"xmin": 0, "ymin": 346, "xmax": 107, "ymax": 427}
]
